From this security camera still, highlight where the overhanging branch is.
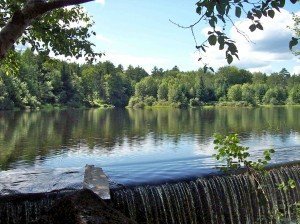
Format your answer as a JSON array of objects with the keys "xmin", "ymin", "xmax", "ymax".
[{"xmin": 0, "ymin": 0, "xmax": 95, "ymax": 60}]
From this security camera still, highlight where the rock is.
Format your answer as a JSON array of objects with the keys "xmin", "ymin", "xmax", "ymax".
[
  {"xmin": 31, "ymin": 189, "xmax": 136, "ymax": 224},
  {"xmin": 83, "ymin": 165, "xmax": 110, "ymax": 200},
  {"xmin": 0, "ymin": 188, "xmax": 20, "ymax": 195},
  {"xmin": 0, "ymin": 189, "xmax": 74, "ymax": 224}
]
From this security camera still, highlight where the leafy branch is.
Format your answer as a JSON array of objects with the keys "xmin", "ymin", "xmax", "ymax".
[
  {"xmin": 170, "ymin": 0, "xmax": 299, "ymax": 67},
  {"xmin": 213, "ymin": 133, "xmax": 299, "ymax": 222}
]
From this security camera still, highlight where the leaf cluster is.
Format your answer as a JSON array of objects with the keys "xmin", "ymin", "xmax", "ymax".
[
  {"xmin": 0, "ymin": 1, "xmax": 100, "ymax": 64},
  {"xmin": 193, "ymin": 0, "xmax": 298, "ymax": 65},
  {"xmin": 213, "ymin": 133, "xmax": 275, "ymax": 172},
  {"xmin": 277, "ymin": 179, "xmax": 296, "ymax": 191}
]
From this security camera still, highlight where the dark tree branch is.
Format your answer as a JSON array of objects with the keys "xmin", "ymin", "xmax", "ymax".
[
  {"xmin": 169, "ymin": 14, "xmax": 206, "ymax": 29},
  {"xmin": 0, "ymin": 0, "xmax": 94, "ymax": 60},
  {"xmin": 31, "ymin": 0, "xmax": 94, "ymax": 16}
]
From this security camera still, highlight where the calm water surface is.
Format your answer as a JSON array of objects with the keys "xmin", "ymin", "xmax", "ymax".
[{"xmin": 0, "ymin": 107, "xmax": 299, "ymax": 193}]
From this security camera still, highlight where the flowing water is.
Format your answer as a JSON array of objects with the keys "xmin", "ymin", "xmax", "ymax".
[
  {"xmin": 112, "ymin": 165, "xmax": 300, "ymax": 224},
  {"xmin": 0, "ymin": 107, "xmax": 300, "ymax": 192},
  {"xmin": 0, "ymin": 107, "xmax": 300, "ymax": 223}
]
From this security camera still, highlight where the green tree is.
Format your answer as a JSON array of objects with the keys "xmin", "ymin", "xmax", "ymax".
[
  {"xmin": 253, "ymin": 84, "xmax": 268, "ymax": 104},
  {"xmin": 252, "ymin": 72, "xmax": 267, "ymax": 84},
  {"xmin": 59, "ymin": 63, "xmax": 74, "ymax": 104},
  {"xmin": 168, "ymin": 84, "xmax": 188, "ymax": 107},
  {"xmin": 241, "ymin": 84, "xmax": 255, "ymax": 105},
  {"xmin": 135, "ymin": 77, "xmax": 158, "ymax": 98},
  {"xmin": 104, "ymin": 73, "xmax": 133, "ymax": 107},
  {"xmin": 288, "ymin": 85, "xmax": 300, "ymax": 104},
  {"xmin": 0, "ymin": 77, "xmax": 12, "ymax": 110},
  {"xmin": 157, "ymin": 83, "xmax": 168, "ymax": 101},
  {"xmin": 125, "ymin": 65, "xmax": 148, "ymax": 85},
  {"xmin": 227, "ymin": 84, "xmax": 242, "ymax": 101},
  {"xmin": 151, "ymin": 66, "xmax": 164, "ymax": 76},
  {"xmin": 0, "ymin": 0, "xmax": 99, "ymax": 65},
  {"xmin": 195, "ymin": 75, "xmax": 207, "ymax": 101},
  {"xmin": 267, "ymin": 72, "xmax": 288, "ymax": 88},
  {"xmin": 263, "ymin": 87, "xmax": 287, "ymax": 105}
]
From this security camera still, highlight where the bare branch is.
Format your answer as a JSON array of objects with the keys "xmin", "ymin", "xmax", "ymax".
[
  {"xmin": 169, "ymin": 14, "xmax": 206, "ymax": 29},
  {"xmin": 225, "ymin": 15, "xmax": 253, "ymax": 43}
]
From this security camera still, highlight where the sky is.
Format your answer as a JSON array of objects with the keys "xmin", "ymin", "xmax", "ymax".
[{"xmin": 82, "ymin": 0, "xmax": 300, "ymax": 74}]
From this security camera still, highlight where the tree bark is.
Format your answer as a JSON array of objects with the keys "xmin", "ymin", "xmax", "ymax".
[{"xmin": 0, "ymin": 0, "xmax": 94, "ymax": 60}]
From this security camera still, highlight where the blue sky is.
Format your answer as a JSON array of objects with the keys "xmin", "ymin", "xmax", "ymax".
[{"xmin": 82, "ymin": 1, "xmax": 300, "ymax": 74}]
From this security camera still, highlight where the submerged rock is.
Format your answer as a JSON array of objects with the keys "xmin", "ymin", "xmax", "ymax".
[{"xmin": 31, "ymin": 189, "xmax": 136, "ymax": 224}]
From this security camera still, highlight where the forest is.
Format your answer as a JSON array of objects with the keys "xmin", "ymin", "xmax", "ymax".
[{"xmin": 0, "ymin": 49, "xmax": 300, "ymax": 110}]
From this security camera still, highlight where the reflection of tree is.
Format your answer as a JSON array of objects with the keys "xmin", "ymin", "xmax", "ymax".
[{"xmin": 0, "ymin": 107, "xmax": 299, "ymax": 169}]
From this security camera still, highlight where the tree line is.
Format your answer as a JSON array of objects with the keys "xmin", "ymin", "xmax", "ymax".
[
  {"xmin": 0, "ymin": 50, "xmax": 299, "ymax": 110},
  {"xmin": 129, "ymin": 66, "xmax": 300, "ymax": 108}
]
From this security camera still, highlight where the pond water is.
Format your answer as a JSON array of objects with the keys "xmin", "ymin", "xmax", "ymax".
[{"xmin": 0, "ymin": 107, "xmax": 300, "ymax": 193}]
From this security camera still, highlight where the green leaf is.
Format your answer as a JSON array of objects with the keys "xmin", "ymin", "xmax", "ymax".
[
  {"xmin": 289, "ymin": 37, "xmax": 299, "ymax": 50},
  {"xmin": 235, "ymin": 6, "xmax": 242, "ymax": 18},
  {"xmin": 218, "ymin": 36, "xmax": 225, "ymax": 45},
  {"xmin": 225, "ymin": 5, "xmax": 231, "ymax": 15},
  {"xmin": 256, "ymin": 22, "xmax": 263, "ymax": 30},
  {"xmin": 227, "ymin": 54, "xmax": 233, "ymax": 64},
  {"xmin": 253, "ymin": 9, "xmax": 262, "ymax": 19},
  {"xmin": 268, "ymin": 9, "xmax": 275, "ymax": 18},
  {"xmin": 247, "ymin": 11, "xmax": 254, "ymax": 20},
  {"xmin": 208, "ymin": 35, "xmax": 217, "ymax": 46},
  {"xmin": 219, "ymin": 43, "xmax": 225, "ymax": 50},
  {"xmin": 196, "ymin": 6, "xmax": 202, "ymax": 14},
  {"xmin": 249, "ymin": 24, "xmax": 256, "ymax": 32},
  {"xmin": 209, "ymin": 18, "xmax": 215, "ymax": 28},
  {"xmin": 278, "ymin": 0, "xmax": 285, "ymax": 7},
  {"xmin": 216, "ymin": 3, "xmax": 225, "ymax": 15}
]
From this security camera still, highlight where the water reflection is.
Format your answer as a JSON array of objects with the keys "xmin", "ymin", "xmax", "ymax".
[{"xmin": 0, "ymin": 107, "xmax": 299, "ymax": 190}]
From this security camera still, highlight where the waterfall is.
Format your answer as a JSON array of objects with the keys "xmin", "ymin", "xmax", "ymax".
[
  {"xmin": 111, "ymin": 166, "xmax": 300, "ymax": 224},
  {"xmin": 0, "ymin": 190, "xmax": 75, "ymax": 224}
]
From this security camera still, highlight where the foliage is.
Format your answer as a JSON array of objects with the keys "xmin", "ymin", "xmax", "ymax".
[
  {"xmin": 288, "ymin": 85, "xmax": 300, "ymax": 104},
  {"xmin": 129, "ymin": 66, "xmax": 300, "ymax": 108},
  {"xmin": 135, "ymin": 77, "xmax": 158, "ymax": 99},
  {"xmin": 213, "ymin": 133, "xmax": 274, "ymax": 171},
  {"xmin": 263, "ymin": 87, "xmax": 287, "ymax": 105},
  {"xmin": 277, "ymin": 179, "xmax": 296, "ymax": 191},
  {"xmin": 213, "ymin": 133, "xmax": 298, "ymax": 222},
  {"xmin": 289, "ymin": 14, "xmax": 300, "ymax": 55},
  {"xmin": 241, "ymin": 84, "xmax": 256, "ymax": 105},
  {"xmin": 1, "ymin": 51, "xmax": 300, "ymax": 110},
  {"xmin": 177, "ymin": 0, "xmax": 299, "ymax": 65},
  {"xmin": 0, "ymin": 50, "xmax": 139, "ymax": 109},
  {"xmin": 227, "ymin": 84, "xmax": 242, "ymax": 101},
  {"xmin": 157, "ymin": 83, "xmax": 168, "ymax": 101},
  {"xmin": 0, "ymin": 1, "xmax": 100, "ymax": 70}
]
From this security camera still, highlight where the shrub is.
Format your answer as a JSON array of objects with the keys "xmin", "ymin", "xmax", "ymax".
[
  {"xmin": 288, "ymin": 85, "xmax": 300, "ymax": 104},
  {"xmin": 144, "ymin": 96, "xmax": 156, "ymax": 106},
  {"xmin": 133, "ymin": 101, "xmax": 145, "ymax": 109},
  {"xmin": 189, "ymin": 98, "xmax": 201, "ymax": 107},
  {"xmin": 227, "ymin": 84, "xmax": 242, "ymax": 101},
  {"xmin": 128, "ymin": 96, "xmax": 141, "ymax": 107},
  {"xmin": 263, "ymin": 87, "xmax": 287, "ymax": 105}
]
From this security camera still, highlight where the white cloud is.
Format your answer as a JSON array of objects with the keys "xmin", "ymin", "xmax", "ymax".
[
  {"xmin": 96, "ymin": 34, "xmax": 113, "ymax": 44},
  {"xmin": 195, "ymin": 9, "xmax": 299, "ymax": 73},
  {"xmin": 292, "ymin": 66, "xmax": 300, "ymax": 75},
  {"xmin": 96, "ymin": 0, "xmax": 105, "ymax": 5}
]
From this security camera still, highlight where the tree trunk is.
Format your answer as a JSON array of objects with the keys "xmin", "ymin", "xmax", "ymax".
[{"xmin": 0, "ymin": 0, "xmax": 94, "ymax": 60}]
